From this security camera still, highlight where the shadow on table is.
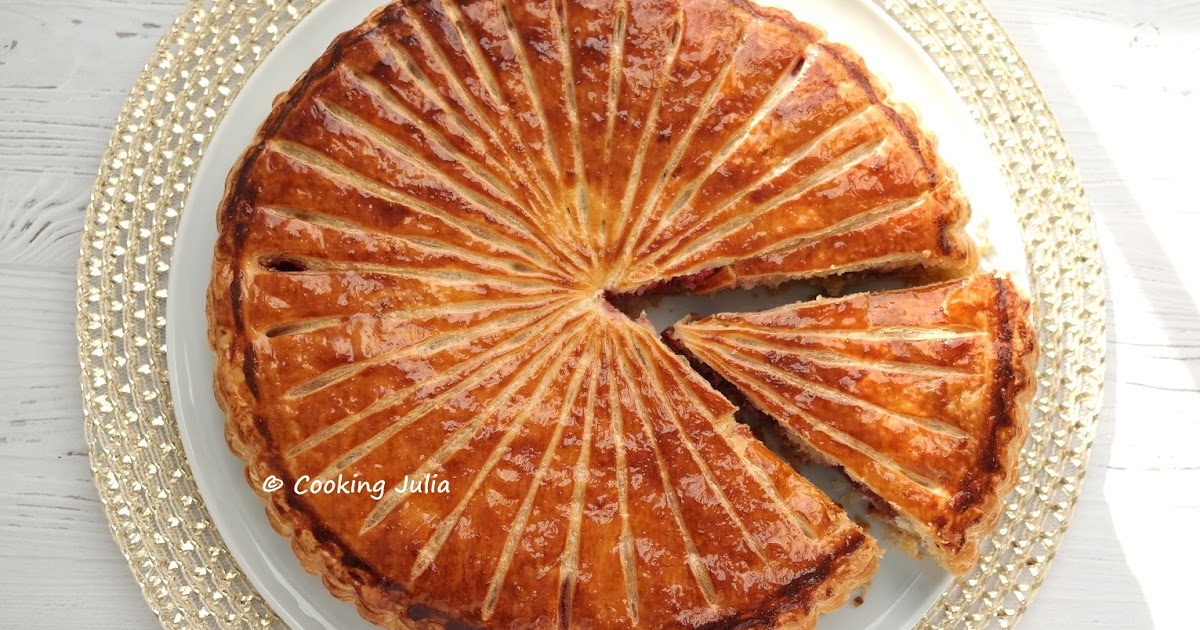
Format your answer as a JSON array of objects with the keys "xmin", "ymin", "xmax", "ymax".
[{"xmin": 989, "ymin": 5, "xmax": 1200, "ymax": 627}]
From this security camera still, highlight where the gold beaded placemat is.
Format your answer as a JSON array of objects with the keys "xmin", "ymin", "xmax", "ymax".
[{"xmin": 78, "ymin": 0, "xmax": 1106, "ymax": 627}]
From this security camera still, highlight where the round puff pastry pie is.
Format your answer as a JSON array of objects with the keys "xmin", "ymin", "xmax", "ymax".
[{"xmin": 206, "ymin": 0, "xmax": 1007, "ymax": 627}]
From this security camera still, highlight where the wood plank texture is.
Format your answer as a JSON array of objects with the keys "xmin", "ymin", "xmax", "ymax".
[{"xmin": 1, "ymin": 0, "xmax": 1195, "ymax": 628}]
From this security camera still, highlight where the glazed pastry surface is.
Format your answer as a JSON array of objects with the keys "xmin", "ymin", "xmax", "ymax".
[
  {"xmin": 207, "ymin": 0, "xmax": 989, "ymax": 626},
  {"xmin": 674, "ymin": 273, "xmax": 1037, "ymax": 574}
]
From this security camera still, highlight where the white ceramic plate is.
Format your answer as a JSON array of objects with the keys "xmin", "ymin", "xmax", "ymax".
[{"xmin": 166, "ymin": 1, "xmax": 1028, "ymax": 628}]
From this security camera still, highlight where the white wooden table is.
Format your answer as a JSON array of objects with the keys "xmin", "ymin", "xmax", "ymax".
[{"xmin": 1, "ymin": 1, "xmax": 1195, "ymax": 628}]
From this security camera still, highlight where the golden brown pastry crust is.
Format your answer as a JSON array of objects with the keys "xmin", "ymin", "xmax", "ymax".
[
  {"xmin": 206, "ymin": 0, "xmax": 990, "ymax": 626},
  {"xmin": 674, "ymin": 274, "xmax": 1037, "ymax": 574}
]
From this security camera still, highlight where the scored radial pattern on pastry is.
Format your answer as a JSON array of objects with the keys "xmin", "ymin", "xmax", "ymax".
[
  {"xmin": 207, "ymin": 0, "xmax": 996, "ymax": 627},
  {"xmin": 671, "ymin": 274, "xmax": 1038, "ymax": 575}
]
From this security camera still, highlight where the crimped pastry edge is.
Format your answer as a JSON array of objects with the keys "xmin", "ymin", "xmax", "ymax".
[
  {"xmin": 939, "ymin": 273, "xmax": 1038, "ymax": 574},
  {"xmin": 898, "ymin": 273, "xmax": 1037, "ymax": 574},
  {"xmin": 208, "ymin": 5, "xmax": 428, "ymax": 629}
]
